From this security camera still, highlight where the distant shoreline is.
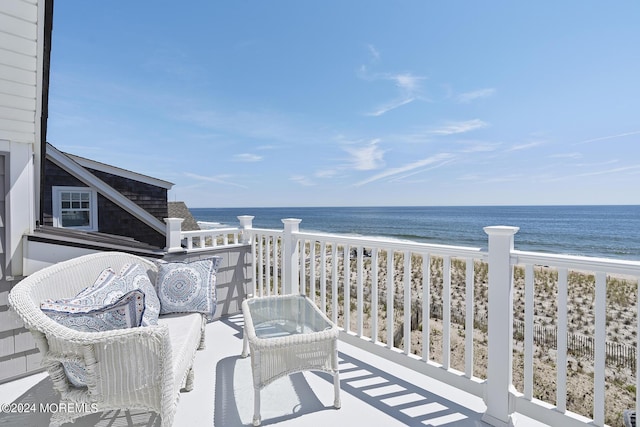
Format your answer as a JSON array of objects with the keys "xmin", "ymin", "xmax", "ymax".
[{"xmin": 192, "ymin": 205, "xmax": 640, "ymax": 261}]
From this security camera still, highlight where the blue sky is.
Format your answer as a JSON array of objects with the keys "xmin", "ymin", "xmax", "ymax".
[{"xmin": 47, "ymin": 1, "xmax": 640, "ymax": 208}]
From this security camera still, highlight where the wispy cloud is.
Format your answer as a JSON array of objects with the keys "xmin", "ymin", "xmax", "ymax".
[
  {"xmin": 429, "ymin": 119, "xmax": 488, "ymax": 135},
  {"xmin": 233, "ymin": 153, "xmax": 262, "ymax": 162},
  {"xmin": 184, "ymin": 172, "xmax": 247, "ymax": 188},
  {"xmin": 575, "ymin": 130, "xmax": 640, "ymax": 145},
  {"xmin": 176, "ymin": 108, "xmax": 315, "ymax": 146},
  {"xmin": 457, "ymin": 88, "xmax": 496, "ymax": 103},
  {"xmin": 343, "ymin": 139, "xmax": 385, "ymax": 170},
  {"xmin": 290, "ymin": 175, "xmax": 315, "ymax": 186},
  {"xmin": 574, "ymin": 164, "xmax": 640, "ymax": 178},
  {"xmin": 458, "ymin": 173, "xmax": 481, "ymax": 181},
  {"xmin": 507, "ymin": 141, "xmax": 545, "ymax": 151},
  {"xmin": 315, "ymin": 169, "xmax": 338, "ymax": 178},
  {"xmin": 549, "ymin": 152, "xmax": 582, "ymax": 159},
  {"xmin": 354, "ymin": 152, "xmax": 454, "ymax": 187},
  {"xmin": 456, "ymin": 141, "xmax": 501, "ymax": 153},
  {"xmin": 392, "ymin": 73, "xmax": 423, "ymax": 93},
  {"xmin": 541, "ymin": 163, "xmax": 640, "ymax": 183},
  {"xmin": 483, "ymin": 173, "xmax": 524, "ymax": 183},
  {"xmin": 366, "ymin": 97, "xmax": 416, "ymax": 117},
  {"xmin": 390, "ymin": 158, "xmax": 456, "ymax": 182},
  {"xmin": 359, "ymin": 54, "xmax": 426, "ymax": 117},
  {"xmin": 367, "ymin": 44, "xmax": 380, "ymax": 62}
]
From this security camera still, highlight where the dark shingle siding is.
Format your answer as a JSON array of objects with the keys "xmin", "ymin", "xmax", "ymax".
[
  {"xmin": 89, "ymin": 168, "xmax": 168, "ymax": 222},
  {"xmin": 97, "ymin": 196, "xmax": 165, "ymax": 248}
]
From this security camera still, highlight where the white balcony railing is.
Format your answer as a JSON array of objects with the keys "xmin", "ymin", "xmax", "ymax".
[{"xmin": 166, "ymin": 215, "xmax": 640, "ymax": 427}]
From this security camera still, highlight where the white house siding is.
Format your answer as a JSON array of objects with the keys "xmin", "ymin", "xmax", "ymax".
[
  {"xmin": 0, "ymin": 0, "xmax": 45, "ymax": 383},
  {"xmin": 0, "ymin": 0, "xmax": 39, "ymax": 144}
]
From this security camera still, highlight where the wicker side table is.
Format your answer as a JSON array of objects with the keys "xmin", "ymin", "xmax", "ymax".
[{"xmin": 241, "ymin": 294, "xmax": 340, "ymax": 426}]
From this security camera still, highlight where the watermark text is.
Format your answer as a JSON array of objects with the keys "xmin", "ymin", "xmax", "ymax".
[{"xmin": 1, "ymin": 402, "xmax": 99, "ymax": 414}]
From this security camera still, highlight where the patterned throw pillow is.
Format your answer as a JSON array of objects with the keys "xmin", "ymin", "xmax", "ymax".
[
  {"xmin": 48, "ymin": 264, "xmax": 160, "ymax": 326},
  {"xmin": 116, "ymin": 263, "xmax": 160, "ymax": 326},
  {"xmin": 155, "ymin": 257, "xmax": 221, "ymax": 321},
  {"xmin": 42, "ymin": 289, "xmax": 145, "ymax": 332},
  {"xmin": 41, "ymin": 290, "xmax": 145, "ymax": 387},
  {"xmin": 74, "ymin": 267, "xmax": 119, "ymax": 298}
]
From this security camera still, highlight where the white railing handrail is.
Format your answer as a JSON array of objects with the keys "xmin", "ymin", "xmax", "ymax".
[
  {"xmin": 180, "ymin": 227, "xmax": 240, "ymax": 237},
  {"xmin": 513, "ymin": 249, "xmax": 640, "ymax": 277},
  {"xmin": 251, "ymin": 228, "xmax": 284, "ymax": 237}
]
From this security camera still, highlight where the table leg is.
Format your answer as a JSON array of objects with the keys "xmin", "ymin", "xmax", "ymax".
[
  {"xmin": 242, "ymin": 328, "xmax": 249, "ymax": 358},
  {"xmin": 253, "ymin": 387, "xmax": 261, "ymax": 426},
  {"xmin": 333, "ymin": 371, "xmax": 341, "ymax": 409},
  {"xmin": 332, "ymin": 339, "xmax": 341, "ymax": 408}
]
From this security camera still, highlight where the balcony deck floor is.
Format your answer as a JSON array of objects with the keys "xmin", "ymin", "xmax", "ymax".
[{"xmin": 0, "ymin": 314, "xmax": 548, "ymax": 426}]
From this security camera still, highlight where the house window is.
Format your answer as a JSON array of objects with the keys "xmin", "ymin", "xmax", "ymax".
[{"xmin": 52, "ymin": 187, "xmax": 98, "ymax": 230}]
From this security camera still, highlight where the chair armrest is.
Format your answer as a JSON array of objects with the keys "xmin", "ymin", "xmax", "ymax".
[{"xmin": 43, "ymin": 324, "xmax": 175, "ymax": 421}]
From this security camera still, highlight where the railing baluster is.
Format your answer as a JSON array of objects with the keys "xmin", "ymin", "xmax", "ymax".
[
  {"xmin": 265, "ymin": 236, "xmax": 271, "ymax": 296},
  {"xmin": 387, "ymin": 248, "xmax": 394, "ymax": 349},
  {"xmin": 310, "ymin": 241, "xmax": 316, "ymax": 302},
  {"xmin": 331, "ymin": 242, "xmax": 338, "ymax": 325},
  {"xmin": 343, "ymin": 245, "xmax": 351, "ymax": 333},
  {"xmin": 524, "ymin": 263, "xmax": 534, "ymax": 399},
  {"xmin": 637, "ymin": 276, "xmax": 640, "ymax": 421},
  {"xmin": 443, "ymin": 255, "xmax": 451, "ymax": 369},
  {"xmin": 403, "ymin": 251, "xmax": 411, "ymax": 355},
  {"xmin": 357, "ymin": 246, "xmax": 364, "ymax": 337},
  {"xmin": 557, "ymin": 267, "xmax": 568, "ymax": 413},
  {"xmin": 272, "ymin": 236, "xmax": 278, "ymax": 295},
  {"xmin": 422, "ymin": 253, "xmax": 430, "ymax": 362},
  {"xmin": 251, "ymin": 235, "xmax": 257, "ymax": 297},
  {"xmin": 300, "ymin": 239, "xmax": 306, "ymax": 296},
  {"xmin": 594, "ymin": 271, "xmax": 606, "ymax": 426},
  {"xmin": 372, "ymin": 248, "xmax": 379, "ymax": 343},
  {"xmin": 258, "ymin": 235, "xmax": 264, "ymax": 297},
  {"xmin": 465, "ymin": 257, "xmax": 474, "ymax": 377},
  {"xmin": 320, "ymin": 241, "xmax": 327, "ymax": 313}
]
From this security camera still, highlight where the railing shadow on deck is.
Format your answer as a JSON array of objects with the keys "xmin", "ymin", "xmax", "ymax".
[
  {"xmin": 317, "ymin": 352, "xmax": 486, "ymax": 427},
  {"xmin": 220, "ymin": 314, "xmax": 486, "ymax": 427}
]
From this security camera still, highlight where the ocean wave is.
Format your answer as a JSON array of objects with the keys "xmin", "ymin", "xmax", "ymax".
[{"xmin": 197, "ymin": 221, "xmax": 226, "ymax": 230}]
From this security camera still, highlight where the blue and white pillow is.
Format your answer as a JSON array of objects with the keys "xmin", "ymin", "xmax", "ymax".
[
  {"xmin": 42, "ymin": 289, "xmax": 145, "ymax": 332},
  {"xmin": 50, "ymin": 264, "xmax": 160, "ymax": 326},
  {"xmin": 155, "ymin": 257, "xmax": 221, "ymax": 321},
  {"xmin": 41, "ymin": 290, "xmax": 145, "ymax": 387},
  {"xmin": 74, "ymin": 267, "xmax": 119, "ymax": 299},
  {"xmin": 116, "ymin": 263, "xmax": 160, "ymax": 326}
]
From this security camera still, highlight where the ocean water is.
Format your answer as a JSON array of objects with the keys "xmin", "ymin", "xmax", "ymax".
[{"xmin": 190, "ymin": 205, "xmax": 640, "ymax": 261}]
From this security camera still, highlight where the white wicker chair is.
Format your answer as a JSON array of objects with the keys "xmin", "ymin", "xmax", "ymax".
[{"xmin": 8, "ymin": 252, "xmax": 207, "ymax": 427}]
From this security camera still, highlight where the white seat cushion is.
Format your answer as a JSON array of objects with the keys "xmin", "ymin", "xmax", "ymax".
[{"xmin": 158, "ymin": 313, "xmax": 203, "ymax": 391}]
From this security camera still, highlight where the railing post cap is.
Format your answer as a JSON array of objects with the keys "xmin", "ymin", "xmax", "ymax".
[
  {"xmin": 164, "ymin": 217, "xmax": 185, "ymax": 224},
  {"xmin": 483, "ymin": 225, "xmax": 519, "ymax": 236},
  {"xmin": 281, "ymin": 218, "xmax": 302, "ymax": 225},
  {"xmin": 238, "ymin": 215, "xmax": 254, "ymax": 227}
]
